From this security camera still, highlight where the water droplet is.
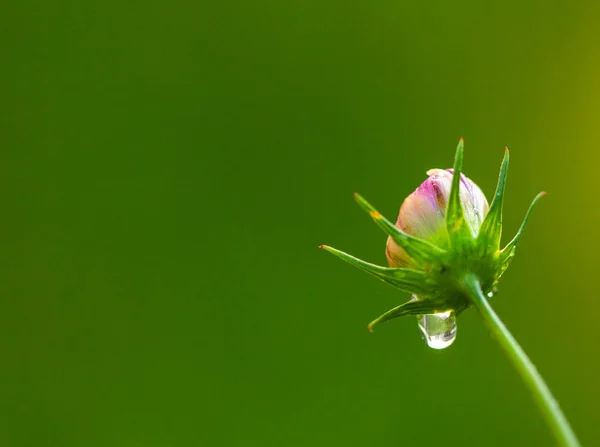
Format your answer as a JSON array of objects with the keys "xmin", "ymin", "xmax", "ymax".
[
  {"xmin": 487, "ymin": 285, "xmax": 499, "ymax": 299},
  {"xmin": 417, "ymin": 311, "xmax": 457, "ymax": 349}
]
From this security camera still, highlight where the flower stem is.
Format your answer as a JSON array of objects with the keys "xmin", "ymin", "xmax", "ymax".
[{"xmin": 462, "ymin": 274, "xmax": 580, "ymax": 447}]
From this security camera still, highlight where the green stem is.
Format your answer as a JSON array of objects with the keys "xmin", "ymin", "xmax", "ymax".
[{"xmin": 462, "ymin": 274, "xmax": 580, "ymax": 447}]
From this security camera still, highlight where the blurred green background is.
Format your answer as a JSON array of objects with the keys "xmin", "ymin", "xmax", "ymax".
[{"xmin": 2, "ymin": 1, "xmax": 599, "ymax": 446}]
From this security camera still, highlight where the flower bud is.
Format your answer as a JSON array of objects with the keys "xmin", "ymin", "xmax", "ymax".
[
  {"xmin": 320, "ymin": 138, "xmax": 545, "ymax": 336},
  {"xmin": 386, "ymin": 169, "xmax": 489, "ymax": 268}
]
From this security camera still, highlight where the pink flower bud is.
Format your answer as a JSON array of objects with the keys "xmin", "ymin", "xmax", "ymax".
[{"xmin": 386, "ymin": 169, "xmax": 489, "ymax": 268}]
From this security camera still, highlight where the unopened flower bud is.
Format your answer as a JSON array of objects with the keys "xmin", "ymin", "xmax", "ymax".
[
  {"xmin": 386, "ymin": 169, "xmax": 489, "ymax": 268},
  {"xmin": 320, "ymin": 138, "xmax": 545, "ymax": 340}
]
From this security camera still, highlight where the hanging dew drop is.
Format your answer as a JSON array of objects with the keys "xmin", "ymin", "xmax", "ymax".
[
  {"xmin": 409, "ymin": 295, "xmax": 457, "ymax": 349},
  {"xmin": 416, "ymin": 311, "xmax": 457, "ymax": 349}
]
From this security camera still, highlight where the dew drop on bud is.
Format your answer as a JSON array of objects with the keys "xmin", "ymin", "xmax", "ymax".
[
  {"xmin": 416, "ymin": 311, "xmax": 457, "ymax": 349},
  {"xmin": 409, "ymin": 295, "xmax": 457, "ymax": 349}
]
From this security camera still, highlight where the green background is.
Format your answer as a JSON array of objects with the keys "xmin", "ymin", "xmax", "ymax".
[{"xmin": 2, "ymin": 1, "xmax": 599, "ymax": 446}]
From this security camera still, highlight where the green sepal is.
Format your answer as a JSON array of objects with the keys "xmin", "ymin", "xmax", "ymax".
[
  {"xmin": 367, "ymin": 299, "xmax": 447, "ymax": 332},
  {"xmin": 477, "ymin": 148, "xmax": 509, "ymax": 254},
  {"xmin": 497, "ymin": 192, "xmax": 546, "ymax": 275},
  {"xmin": 319, "ymin": 245, "xmax": 431, "ymax": 295},
  {"xmin": 353, "ymin": 193, "xmax": 447, "ymax": 267},
  {"xmin": 445, "ymin": 138, "xmax": 473, "ymax": 246}
]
